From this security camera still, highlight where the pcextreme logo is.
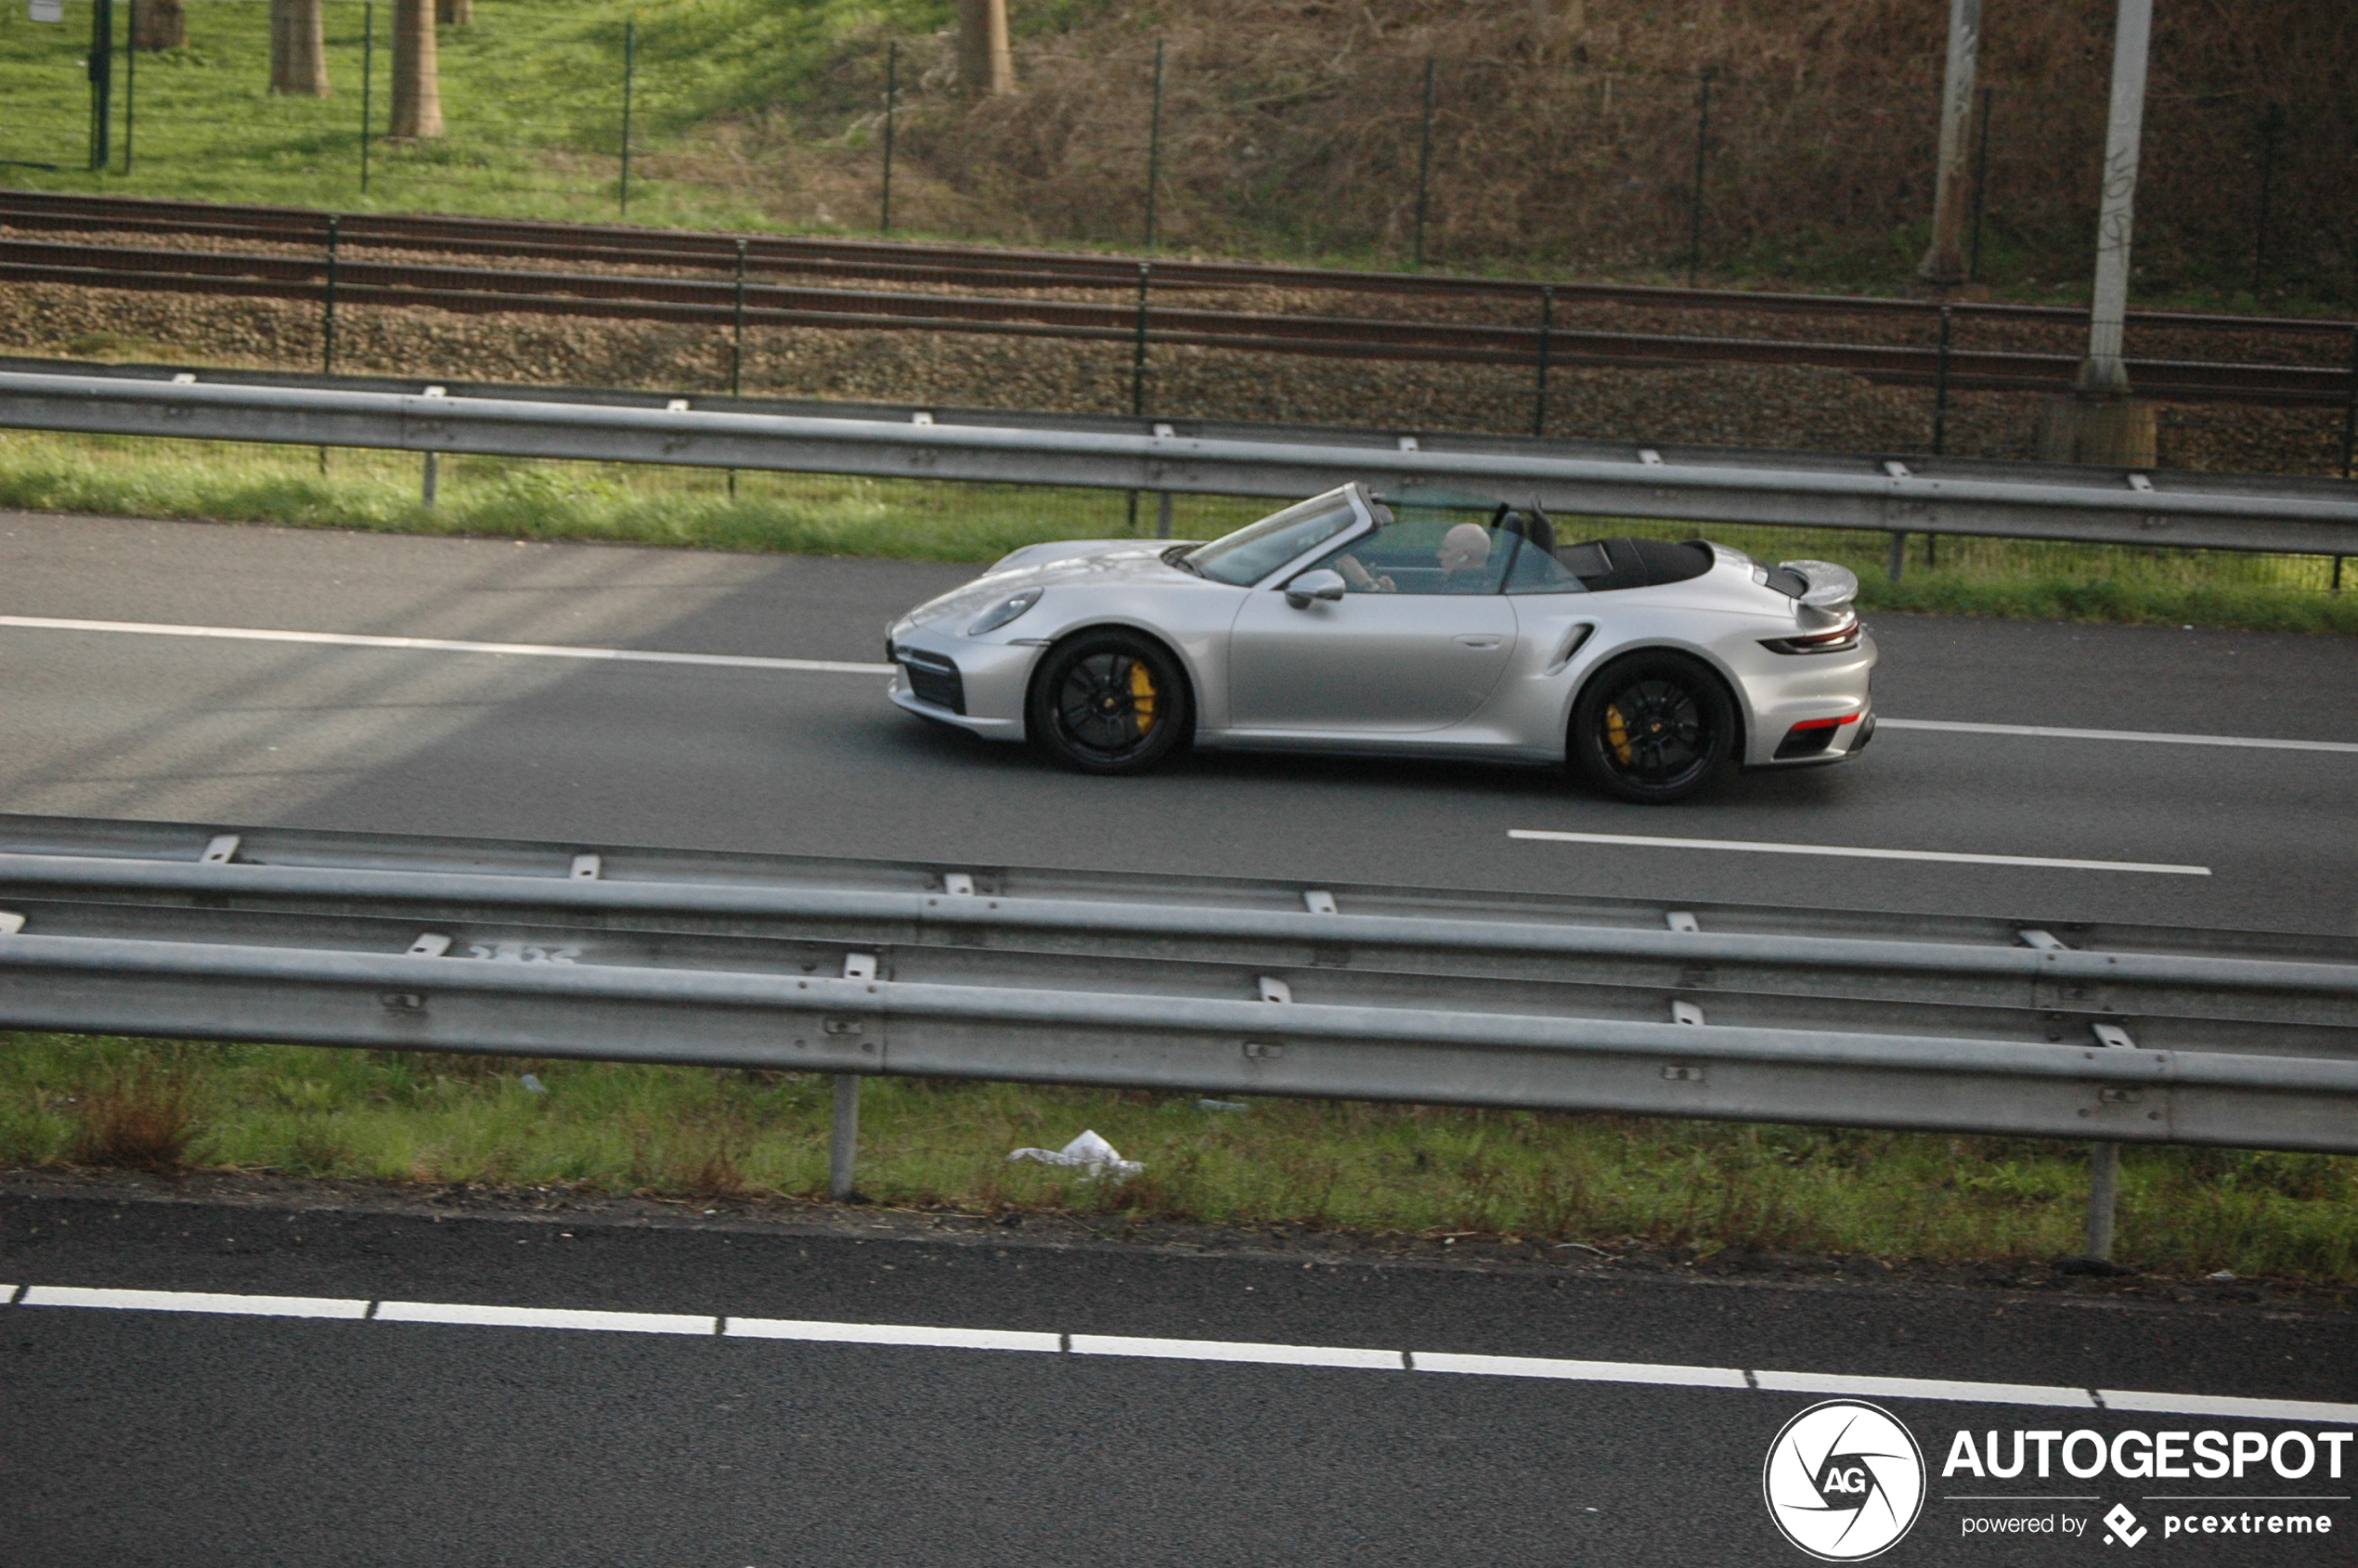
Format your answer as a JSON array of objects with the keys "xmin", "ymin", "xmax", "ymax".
[{"xmin": 1763, "ymin": 1400, "xmax": 1929, "ymax": 1562}]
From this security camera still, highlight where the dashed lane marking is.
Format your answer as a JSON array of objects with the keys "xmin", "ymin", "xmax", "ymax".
[
  {"xmin": 12, "ymin": 1285, "xmax": 2353, "ymax": 1423},
  {"xmin": 1509, "ymin": 829, "xmax": 2211, "ymax": 876}
]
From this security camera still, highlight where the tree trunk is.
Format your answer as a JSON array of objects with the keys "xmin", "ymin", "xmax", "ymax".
[
  {"xmin": 132, "ymin": 0, "xmax": 185, "ymax": 50},
  {"xmin": 954, "ymin": 0, "xmax": 1014, "ymax": 96},
  {"xmin": 389, "ymin": 0, "xmax": 443, "ymax": 137},
  {"xmin": 269, "ymin": 0, "xmax": 330, "ymax": 97},
  {"xmin": 435, "ymin": 0, "xmax": 471, "ymax": 25}
]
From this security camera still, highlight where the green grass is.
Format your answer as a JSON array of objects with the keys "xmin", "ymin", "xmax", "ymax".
[
  {"xmin": 0, "ymin": 0, "xmax": 939, "ymax": 229},
  {"xmin": 6, "ymin": 429, "xmax": 2352, "ymax": 633},
  {"xmin": 14, "ymin": 1031, "xmax": 2358, "ymax": 1281}
]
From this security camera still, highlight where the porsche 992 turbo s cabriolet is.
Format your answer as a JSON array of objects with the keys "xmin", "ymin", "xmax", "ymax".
[{"xmin": 885, "ymin": 484, "xmax": 1873, "ymax": 803}]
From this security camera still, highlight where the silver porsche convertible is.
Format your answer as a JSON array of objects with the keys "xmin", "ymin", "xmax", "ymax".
[{"xmin": 885, "ymin": 484, "xmax": 1874, "ymax": 803}]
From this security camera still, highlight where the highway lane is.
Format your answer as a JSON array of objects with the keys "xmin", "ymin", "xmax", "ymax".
[
  {"xmin": 5, "ymin": 1188, "xmax": 2352, "ymax": 1567},
  {"xmin": 4, "ymin": 511, "xmax": 2352, "ymax": 933}
]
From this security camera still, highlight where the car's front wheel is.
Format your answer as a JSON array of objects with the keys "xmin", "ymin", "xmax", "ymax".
[
  {"xmin": 1571, "ymin": 651, "xmax": 1735, "ymax": 803},
  {"xmin": 1027, "ymin": 629, "xmax": 1191, "ymax": 775}
]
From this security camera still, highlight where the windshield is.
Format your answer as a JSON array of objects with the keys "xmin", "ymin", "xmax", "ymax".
[{"xmin": 1181, "ymin": 491, "xmax": 1362, "ymax": 587}]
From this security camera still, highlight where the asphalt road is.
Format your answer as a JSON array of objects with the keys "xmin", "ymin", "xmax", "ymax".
[
  {"xmin": 4, "ymin": 511, "xmax": 2356, "ymax": 1566},
  {"xmin": 5, "ymin": 1188, "xmax": 2354, "ymax": 1567},
  {"xmin": 3, "ymin": 511, "xmax": 2354, "ymax": 935}
]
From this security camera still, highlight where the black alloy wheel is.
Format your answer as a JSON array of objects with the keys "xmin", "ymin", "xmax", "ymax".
[
  {"xmin": 1027, "ymin": 630, "xmax": 1191, "ymax": 775},
  {"xmin": 1570, "ymin": 650, "xmax": 1736, "ymax": 803}
]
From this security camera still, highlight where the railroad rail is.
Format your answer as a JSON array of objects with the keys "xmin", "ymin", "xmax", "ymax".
[
  {"xmin": 2, "ymin": 814, "xmax": 2353, "ymax": 1257},
  {"xmin": 3, "ymin": 189, "xmax": 2351, "ymax": 408}
]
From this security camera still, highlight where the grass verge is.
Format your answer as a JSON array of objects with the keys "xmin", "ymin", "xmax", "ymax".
[
  {"xmin": 8, "ymin": 1033, "xmax": 2356, "ymax": 1282},
  {"xmin": 6, "ymin": 430, "xmax": 2354, "ymax": 634}
]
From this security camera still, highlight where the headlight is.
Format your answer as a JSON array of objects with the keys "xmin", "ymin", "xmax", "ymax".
[{"xmin": 965, "ymin": 588, "xmax": 1042, "ymax": 636}]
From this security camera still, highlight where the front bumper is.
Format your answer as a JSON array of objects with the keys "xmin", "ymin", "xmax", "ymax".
[{"xmin": 886, "ymin": 628, "xmax": 1037, "ymax": 741}]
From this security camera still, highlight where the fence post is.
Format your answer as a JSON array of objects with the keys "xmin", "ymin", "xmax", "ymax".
[
  {"xmin": 1131, "ymin": 261, "xmax": 1151, "ymax": 416},
  {"xmin": 2341, "ymin": 327, "xmax": 2356, "ymax": 481},
  {"xmin": 1968, "ymin": 85, "xmax": 1992, "ymax": 281},
  {"xmin": 1685, "ymin": 68, "xmax": 1712, "ymax": 288},
  {"xmin": 1931, "ymin": 303, "xmax": 1953, "ymax": 457},
  {"xmin": 619, "ymin": 18, "xmax": 636, "ymax": 217},
  {"xmin": 879, "ymin": 40, "xmax": 897, "ymax": 234},
  {"xmin": 828, "ymin": 1074, "xmax": 861, "ymax": 1200},
  {"xmin": 2249, "ymin": 105, "xmax": 2282, "ymax": 294},
  {"xmin": 88, "ymin": 0, "xmax": 114, "ymax": 173},
  {"xmin": 2085, "ymin": 1141, "xmax": 2120, "ymax": 1261},
  {"xmin": 1531, "ymin": 284, "xmax": 1554, "ymax": 438},
  {"xmin": 321, "ymin": 214, "xmax": 340, "ymax": 375},
  {"xmin": 728, "ymin": 237, "xmax": 746, "ymax": 498},
  {"xmin": 360, "ymin": 2, "xmax": 373, "ymax": 194},
  {"xmin": 1143, "ymin": 39, "xmax": 1165, "ymax": 250},
  {"xmin": 122, "ymin": 0, "xmax": 135, "ymax": 174},
  {"xmin": 1412, "ymin": 56, "xmax": 1435, "ymax": 269}
]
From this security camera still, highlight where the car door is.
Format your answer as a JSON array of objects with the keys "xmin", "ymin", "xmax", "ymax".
[{"xmin": 1225, "ymin": 513, "xmax": 1520, "ymax": 733}]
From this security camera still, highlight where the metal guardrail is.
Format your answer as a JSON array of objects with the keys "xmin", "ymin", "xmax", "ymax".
[
  {"xmin": 5, "ymin": 366, "xmax": 2357, "ymax": 554},
  {"xmin": 3, "ymin": 815, "xmax": 2353, "ymax": 1214}
]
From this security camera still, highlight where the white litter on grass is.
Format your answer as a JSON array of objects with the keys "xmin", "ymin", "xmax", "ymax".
[
  {"xmin": 519, "ymin": 1074, "xmax": 548, "ymax": 1095},
  {"xmin": 1006, "ymin": 1130, "xmax": 1143, "ymax": 1179}
]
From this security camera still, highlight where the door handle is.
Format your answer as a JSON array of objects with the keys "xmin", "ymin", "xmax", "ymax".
[{"xmin": 1453, "ymin": 635, "xmax": 1503, "ymax": 649}]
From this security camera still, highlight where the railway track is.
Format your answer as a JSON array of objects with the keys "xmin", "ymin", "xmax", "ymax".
[{"xmin": 3, "ymin": 188, "xmax": 2352, "ymax": 408}]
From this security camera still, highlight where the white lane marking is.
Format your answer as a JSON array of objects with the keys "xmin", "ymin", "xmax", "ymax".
[
  {"xmin": 373, "ymin": 1301, "xmax": 715, "ymax": 1334},
  {"xmin": 725, "ymin": 1317, "xmax": 1060, "ymax": 1354},
  {"xmin": 2100, "ymin": 1388, "xmax": 2358, "ymax": 1425},
  {"xmin": 1069, "ymin": 1334, "xmax": 1406, "ymax": 1370},
  {"xmin": 1508, "ymin": 829, "xmax": 2210, "ymax": 877},
  {"xmin": 20, "ymin": 1285, "xmax": 369, "ymax": 1318},
  {"xmin": 19, "ymin": 1284, "xmax": 2358, "ymax": 1424},
  {"xmin": 0, "ymin": 615, "xmax": 896, "ymax": 677},
  {"xmin": 1415, "ymin": 1352, "xmax": 1748, "ymax": 1389},
  {"xmin": 1753, "ymin": 1369, "xmax": 2097, "ymax": 1409},
  {"xmin": 1879, "ymin": 719, "xmax": 2358, "ymax": 756},
  {"xmin": 6, "ymin": 615, "xmax": 2348, "ymax": 758}
]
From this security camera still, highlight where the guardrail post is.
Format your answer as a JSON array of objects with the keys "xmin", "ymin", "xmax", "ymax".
[
  {"xmin": 828, "ymin": 1074, "xmax": 861, "ymax": 1200},
  {"xmin": 2085, "ymin": 1141, "xmax": 2120, "ymax": 1261},
  {"xmin": 1156, "ymin": 490, "xmax": 1173, "ymax": 538},
  {"xmin": 1887, "ymin": 530, "xmax": 1907, "ymax": 584},
  {"xmin": 1412, "ymin": 56, "xmax": 1435, "ymax": 269},
  {"xmin": 421, "ymin": 450, "xmax": 438, "ymax": 507}
]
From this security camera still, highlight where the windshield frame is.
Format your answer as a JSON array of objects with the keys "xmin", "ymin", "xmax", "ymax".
[{"xmin": 1178, "ymin": 485, "xmax": 1376, "ymax": 590}]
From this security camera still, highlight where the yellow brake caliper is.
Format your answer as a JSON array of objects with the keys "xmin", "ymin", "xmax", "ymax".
[
  {"xmin": 1604, "ymin": 704, "xmax": 1633, "ymax": 764},
  {"xmin": 1129, "ymin": 660, "xmax": 1159, "ymax": 735}
]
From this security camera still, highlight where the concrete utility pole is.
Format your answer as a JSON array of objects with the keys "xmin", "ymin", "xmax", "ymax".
[
  {"xmin": 956, "ymin": 0, "xmax": 1015, "ymax": 96},
  {"xmin": 2040, "ymin": 0, "xmax": 2156, "ymax": 465},
  {"xmin": 1915, "ymin": 0, "xmax": 1979, "ymax": 286},
  {"xmin": 2077, "ymin": 0, "xmax": 2151, "ymax": 396}
]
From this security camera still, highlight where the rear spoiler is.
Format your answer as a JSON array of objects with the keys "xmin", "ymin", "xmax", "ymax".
[{"xmin": 1775, "ymin": 560, "xmax": 1859, "ymax": 615}]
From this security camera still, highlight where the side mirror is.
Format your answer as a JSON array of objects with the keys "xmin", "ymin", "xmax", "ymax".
[{"xmin": 1284, "ymin": 569, "xmax": 1347, "ymax": 609}]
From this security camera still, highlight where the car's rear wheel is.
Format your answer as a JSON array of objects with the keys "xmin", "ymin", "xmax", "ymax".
[
  {"xmin": 1571, "ymin": 651, "xmax": 1735, "ymax": 804},
  {"xmin": 1028, "ymin": 629, "xmax": 1191, "ymax": 775}
]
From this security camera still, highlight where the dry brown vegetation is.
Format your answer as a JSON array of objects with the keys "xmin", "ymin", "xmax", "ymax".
[
  {"xmin": 71, "ymin": 1062, "xmax": 201, "ymax": 1173},
  {"xmin": 756, "ymin": 0, "xmax": 2353, "ymax": 297}
]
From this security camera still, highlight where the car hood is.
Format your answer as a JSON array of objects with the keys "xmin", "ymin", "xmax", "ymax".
[{"xmin": 894, "ymin": 541, "xmax": 1206, "ymax": 634}]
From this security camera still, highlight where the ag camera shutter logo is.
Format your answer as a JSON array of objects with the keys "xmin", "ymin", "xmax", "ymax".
[{"xmin": 1763, "ymin": 1400, "xmax": 1927, "ymax": 1561}]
